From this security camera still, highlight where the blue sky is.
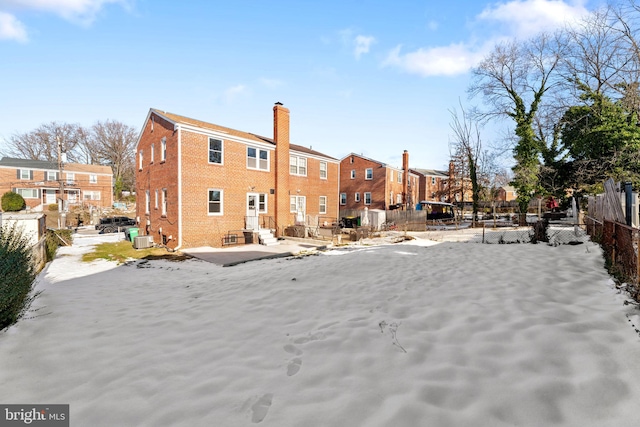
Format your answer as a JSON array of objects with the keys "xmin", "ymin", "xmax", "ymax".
[{"xmin": 0, "ymin": 0, "xmax": 600, "ymax": 170}]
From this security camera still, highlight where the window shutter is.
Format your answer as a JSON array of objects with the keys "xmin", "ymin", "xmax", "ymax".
[
  {"xmin": 29, "ymin": 170, "xmax": 33, "ymax": 180},
  {"xmin": 16, "ymin": 170, "xmax": 20, "ymax": 179},
  {"xmin": 44, "ymin": 171, "xmax": 48, "ymax": 180},
  {"xmin": 56, "ymin": 172, "xmax": 60, "ymax": 181}
]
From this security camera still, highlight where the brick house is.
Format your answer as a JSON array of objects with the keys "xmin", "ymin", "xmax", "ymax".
[
  {"xmin": 134, "ymin": 103, "xmax": 339, "ymax": 250},
  {"xmin": 339, "ymin": 151, "xmax": 419, "ymax": 211},
  {"xmin": 411, "ymin": 168, "xmax": 448, "ymax": 202},
  {"xmin": 496, "ymin": 185, "xmax": 517, "ymax": 202},
  {"xmin": 0, "ymin": 157, "xmax": 113, "ymax": 211}
]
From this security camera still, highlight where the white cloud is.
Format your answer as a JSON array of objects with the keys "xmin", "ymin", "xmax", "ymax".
[
  {"xmin": 383, "ymin": 0, "xmax": 591, "ymax": 77},
  {"xmin": 383, "ymin": 43, "xmax": 486, "ymax": 77},
  {"xmin": 354, "ymin": 35, "xmax": 375, "ymax": 59},
  {"xmin": 427, "ymin": 20, "xmax": 439, "ymax": 31},
  {"xmin": 0, "ymin": 0, "xmax": 130, "ymax": 26},
  {"xmin": 224, "ymin": 84, "xmax": 249, "ymax": 102},
  {"xmin": 0, "ymin": 11, "xmax": 27, "ymax": 42},
  {"xmin": 259, "ymin": 78, "xmax": 284, "ymax": 89},
  {"xmin": 478, "ymin": 0, "xmax": 590, "ymax": 39}
]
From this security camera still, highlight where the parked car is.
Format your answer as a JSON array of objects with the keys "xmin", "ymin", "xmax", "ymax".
[{"xmin": 95, "ymin": 216, "xmax": 137, "ymax": 233}]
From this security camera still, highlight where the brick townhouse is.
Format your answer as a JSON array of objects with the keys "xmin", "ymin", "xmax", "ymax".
[
  {"xmin": 134, "ymin": 103, "xmax": 339, "ymax": 250},
  {"xmin": 339, "ymin": 150, "xmax": 419, "ymax": 211},
  {"xmin": 0, "ymin": 157, "xmax": 113, "ymax": 211},
  {"xmin": 411, "ymin": 168, "xmax": 448, "ymax": 202}
]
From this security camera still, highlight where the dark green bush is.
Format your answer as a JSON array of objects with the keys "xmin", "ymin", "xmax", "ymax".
[
  {"xmin": 0, "ymin": 224, "xmax": 37, "ymax": 330},
  {"xmin": 1, "ymin": 192, "xmax": 25, "ymax": 212},
  {"xmin": 45, "ymin": 229, "xmax": 73, "ymax": 262}
]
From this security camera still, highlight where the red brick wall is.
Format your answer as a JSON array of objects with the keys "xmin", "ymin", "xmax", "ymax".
[
  {"xmin": 136, "ymin": 113, "xmax": 181, "ymax": 247},
  {"xmin": 340, "ymin": 155, "xmax": 396, "ymax": 210}
]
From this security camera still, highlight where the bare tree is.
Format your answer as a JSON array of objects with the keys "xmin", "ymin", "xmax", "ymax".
[
  {"xmin": 449, "ymin": 103, "xmax": 483, "ymax": 221},
  {"xmin": 2, "ymin": 122, "xmax": 87, "ymax": 162},
  {"xmin": 90, "ymin": 120, "xmax": 137, "ymax": 196}
]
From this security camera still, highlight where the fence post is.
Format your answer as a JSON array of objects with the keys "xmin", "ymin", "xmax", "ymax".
[
  {"xmin": 612, "ymin": 222, "xmax": 616, "ymax": 267},
  {"xmin": 482, "ymin": 223, "xmax": 485, "ymax": 244}
]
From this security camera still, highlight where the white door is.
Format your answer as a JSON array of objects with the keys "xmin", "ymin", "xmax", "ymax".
[
  {"xmin": 45, "ymin": 189, "xmax": 56, "ymax": 204},
  {"xmin": 246, "ymin": 193, "xmax": 259, "ymax": 230}
]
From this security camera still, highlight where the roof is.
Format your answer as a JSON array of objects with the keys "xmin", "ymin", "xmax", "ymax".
[
  {"xmin": 150, "ymin": 109, "xmax": 337, "ymax": 161},
  {"xmin": 0, "ymin": 157, "xmax": 58, "ymax": 170},
  {"xmin": 0, "ymin": 157, "xmax": 112, "ymax": 175},
  {"xmin": 411, "ymin": 168, "xmax": 448, "ymax": 177}
]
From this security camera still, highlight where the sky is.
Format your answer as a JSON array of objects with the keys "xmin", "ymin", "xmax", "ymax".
[{"xmin": 0, "ymin": 0, "xmax": 602, "ymax": 171}]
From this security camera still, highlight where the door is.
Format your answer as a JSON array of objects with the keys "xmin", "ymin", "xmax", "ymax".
[
  {"xmin": 246, "ymin": 193, "xmax": 259, "ymax": 230},
  {"xmin": 45, "ymin": 189, "xmax": 56, "ymax": 204}
]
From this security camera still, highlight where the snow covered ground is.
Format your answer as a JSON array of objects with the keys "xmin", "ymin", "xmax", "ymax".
[{"xmin": 2, "ymin": 233, "xmax": 640, "ymax": 426}]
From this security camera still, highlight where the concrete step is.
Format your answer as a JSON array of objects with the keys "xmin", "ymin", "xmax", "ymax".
[{"xmin": 257, "ymin": 229, "xmax": 279, "ymax": 246}]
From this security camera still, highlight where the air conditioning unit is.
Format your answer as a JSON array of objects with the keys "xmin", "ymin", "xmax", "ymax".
[{"xmin": 134, "ymin": 235, "xmax": 153, "ymax": 249}]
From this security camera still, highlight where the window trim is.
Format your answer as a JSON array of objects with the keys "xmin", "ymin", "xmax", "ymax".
[
  {"xmin": 66, "ymin": 172, "xmax": 75, "ymax": 185},
  {"xmin": 89, "ymin": 174, "xmax": 97, "ymax": 184},
  {"xmin": 319, "ymin": 196, "xmax": 327, "ymax": 214},
  {"xmin": 161, "ymin": 137, "xmax": 167, "ymax": 162},
  {"xmin": 319, "ymin": 161, "xmax": 327, "ymax": 179},
  {"xmin": 208, "ymin": 189, "xmax": 223, "ymax": 215},
  {"xmin": 364, "ymin": 192, "xmax": 372, "ymax": 205},
  {"xmin": 162, "ymin": 188, "xmax": 167, "ymax": 216},
  {"xmin": 16, "ymin": 188, "xmax": 38, "ymax": 199},
  {"xmin": 290, "ymin": 195, "xmax": 306, "ymax": 213},
  {"xmin": 290, "ymin": 155, "xmax": 307, "ymax": 176},
  {"xmin": 355, "ymin": 192, "xmax": 360, "ymax": 202},
  {"xmin": 151, "ymin": 143, "xmax": 155, "ymax": 164},
  {"xmin": 247, "ymin": 146, "xmax": 270, "ymax": 171},
  {"xmin": 145, "ymin": 190, "xmax": 150, "ymax": 214},
  {"xmin": 154, "ymin": 189, "xmax": 158, "ymax": 210},
  {"xmin": 340, "ymin": 193, "xmax": 347, "ymax": 205},
  {"xmin": 139, "ymin": 150, "xmax": 143, "ymax": 170},
  {"xmin": 365, "ymin": 168, "xmax": 373, "ymax": 180},
  {"xmin": 350, "ymin": 170, "xmax": 355, "ymax": 179},
  {"xmin": 208, "ymin": 137, "xmax": 223, "ymax": 165}
]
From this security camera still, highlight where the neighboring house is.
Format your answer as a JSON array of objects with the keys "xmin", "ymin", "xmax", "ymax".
[
  {"xmin": 411, "ymin": 168, "xmax": 448, "ymax": 203},
  {"xmin": 443, "ymin": 160, "xmax": 473, "ymax": 203},
  {"xmin": 0, "ymin": 157, "xmax": 114, "ymax": 211},
  {"xmin": 134, "ymin": 103, "xmax": 340, "ymax": 249},
  {"xmin": 496, "ymin": 185, "xmax": 517, "ymax": 202},
  {"xmin": 339, "ymin": 151, "xmax": 419, "ymax": 211}
]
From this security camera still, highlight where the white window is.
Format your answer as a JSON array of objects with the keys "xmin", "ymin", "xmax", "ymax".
[
  {"xmin": 83, "ymin": 191, "xmax": 101, "ymax": 201},
  {"xmin": 16, "ymin": 188, "xmax": 38, "ymax": 198},
  {"xmin": 151, "ymin": 144, "xmax": 155, "ymax": 163},
  {"xmin": 258, "ymin": 193, "xmax": 267, "ymax": 213},
  {"xmin": 19, "ymin": 169, "xmax": 31, "ymax": 180},
  {"xmin": 351, "ymin": 170, "xmax": 355, "ymax": 179},
  {"xmin": 247, "ymin": 147, "xmax": 269, "ymax": 170},
  {"xmin": 209, "ymin": 138, "xmax": 223, "ymax": 164},
  {"xmin": 154, "ymin": 189, "xmax": 158, "ymax": 210},
  {"xmin": 365, "ymin": 168, "xmax": 373, "ymax": 180},
  {"xmin": 208, "ymin": 189, "xmax": 223, "ymax": 215},
  {"xmin": 320, "ymin": 161, "xmax": 327, "ymax": 179},
  {"xmin": 161, "ymin": 137, "xmax": 167, "ymax": 162},
  {"xmin": 162, "ymin": 189, "xmax": 167, "ymax": 216},
  {"xmin": 390, "ymin": 170, "xmax": 394, "ymax": 182},
  {"xmin": 319, "ymin": 196, "xmax": 327, "ymax": 214},
  {"xmin": 355, "ymin": 192, "xmax": 360, "ymax": 202},
  {"xmin": 89, "ymin": 174, "xmax": 97, "ymax": 184},
  {"xmin": 364, "ymin": 192, "xmax": 372, "ymax": 205},
  {"xmin": 139, "ymin": 150, "xmax": 143, "ymax": 170},
  {"xmin": 46, "ymin": 171, "xmax": 57, "ymax": 181},
  {"xmin": 398, "ymin": 172, "xmax": 402, "ymax": 183},
  {"xmin": 340, "ymin": 193, "xmax": 346, "ymax": 205},
  {"xmin": 290, "ymin": 195, "xmax": 306, "ymax": 213},
  {"xmin": 145, "ymin": 190, "xmax": 150, "ymax": 214},
  {"xmin": 396, "ymin": 194, "xmax": 402, "ymax": 204},
  {"xmin": 290, "ymin": 155, "xmax": 307, "ymax": 176},
  {"xmin": 66, "ymin": 172, "xmax": 75, "ymax": 185}
]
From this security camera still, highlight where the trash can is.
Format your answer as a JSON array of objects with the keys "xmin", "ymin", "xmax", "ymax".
[{"xmin": 128, "ymin": 227, "xmax": 139, "ymax": 241}]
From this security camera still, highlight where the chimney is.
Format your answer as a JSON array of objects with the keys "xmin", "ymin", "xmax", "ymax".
[
  {"xmin": 274, "ymin": 102, "xmax": 290, "ymax": 233},
  {"xmin": 402, "ymin": 150, "xmax": 409, "ymax": 207}
]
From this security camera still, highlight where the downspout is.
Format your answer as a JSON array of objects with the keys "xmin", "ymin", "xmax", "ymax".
[{"xmin": 171, "ymin": 125, "xmax": 183, "ymax": 251}]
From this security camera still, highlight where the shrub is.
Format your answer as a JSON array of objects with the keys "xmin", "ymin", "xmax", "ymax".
[
  {"xmin": 1, "ymin": 192, "xmax": 25, "ymax": 212},
  {"xmin": 0, "ymin": 224, "xmax": 37, "ymax": 330},
  {"xmin": 45, "ymin": 229, "xmax": 73, "ymax": 262},
  {"xmin": 48, "ymin": 204, "xmax": 58, "ymax": 212}
]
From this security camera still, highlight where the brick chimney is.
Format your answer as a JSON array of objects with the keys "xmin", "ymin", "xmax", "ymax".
[
  {"xmin": 402, "ymin": 150, "xmax": 409, "ymax": 207},
  {"xmin": 274, "ymin": 102, "xmax": 290, "ymax": 233}
]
